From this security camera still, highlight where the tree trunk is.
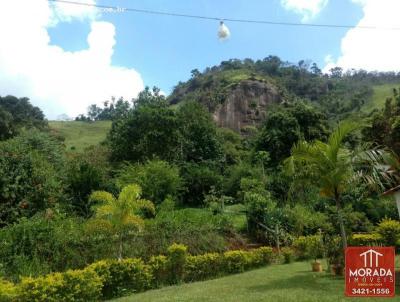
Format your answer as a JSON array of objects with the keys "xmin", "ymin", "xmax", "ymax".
[
  {"xmin": 394, "ymin": 191, "xmax": 400, "ymax": 219},
  {"xmin": 275, "ymin": 224, "xmax": 280, "ymax": 256},
  {"xmin": 118, "ymin": 235, "xmax": 123, "ymax": 261},
  {"xmin": 334, "ymin": 189, "xmax": 347, "ymax": 249}
]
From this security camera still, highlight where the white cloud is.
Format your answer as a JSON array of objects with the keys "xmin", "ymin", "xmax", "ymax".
[
  {"xmin": 50, "ymin": 0, "xmax": 99, "ymax": 24},
  {"xmin": 324, "ymin": 0, "xmax": 400, "ymax": 73},
  {"xmin": 0, "ymin": 0, "xmax": 144, "ymax": 118},
  {"xmin": 324, "ymin": 54, "xmax": 334, "ymax": 65},
  {"xmin": 281, "ymin": 0, "xmax": 328, "ymax": 22}
]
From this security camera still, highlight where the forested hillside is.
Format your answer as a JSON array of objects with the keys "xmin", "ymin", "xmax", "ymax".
[
  {"xmin": 169, "ymin": 56, "xmax": 400, "ymax": 132},
  {"xmin": 1, "ymin": 56, "xmax": 400, "ymax": 301}
]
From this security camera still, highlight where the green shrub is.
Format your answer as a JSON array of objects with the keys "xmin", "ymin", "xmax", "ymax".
[
  {"xmin": 324, "ymin": 235, "xmax": 343, "ymax": 266},
  {"xmin": 281, "ymin": 247, "xmax": 295, "ymax": 264},
  {"xmin": 293, "ymin": 235, "xmax": 324, "ymax": 260},
  {"xmin": 0, "ymin": 278, "xmax": 17, "ymax": 302},
  {"xmin": 135, "ymin": 199, "xmax": 156, "ymax": 219},
  {"xmin": 349, "ymin": 233, "xmax": 383, "ymax": 246},
  {"xmin": 141, "ymin": 209, "xmax": 227, "ymax": 257},
  {"xmin": 167, "ymin": 243, "xmax": 187, "ymax": 284},
  {"xmin": 65, "ymin": 145, "xmax": 115, "ymax": 216},
  {"xmin": 0, "ymin": 131, "xmax": 65, "ymax": 225},
  {"xmin": 184, "ymin": 253, "xmax": 222, "ymax": 282},
  {"xmin": 88, "ymin": 258, "xmax": 151, "ymax": 299},
  {"xmin": 157, "ymin": 195, "xmax": 175, "ymax": 212},
  {"xmin": 0, "ymin": 216, "xmax": 96, "ymax": 280},
  {"xmin": 184, "ymin": 247, "xmax": 273, "ymax": 282},
  {"xmin": 252, "ymin": 247, "xmax": 274, "ymax": 266},
  {"xmin": 180, "ymin": 162, "xmax": 223, "ymax": 206},
  {"xmin": 222, "ymin": 250, "xmax": 248, "ymax": 273},
  {"xmin": 117, "ymin": 160, "xmax": 182, "ymax": 205},
  {"xmin": 5, "ymin": 245, "xmax": 275, "ymax": 301},
  {"xmin": 284, "ymin": 204, "xmax": 331, "ymax": 237},
  {"xmin": 376, "ymin": 218, "xmax": 400, "ymax": 246},
  {"xmin": 17, "ymin": 267, "xmax": 102, "ymax": 302},
  {"xmin": 148, "ymin": 255, "xmax": 168, "ymax": 287},
  {"xmin": 0, "ymin": 208, "xmax": 230, "ymax": 280}
]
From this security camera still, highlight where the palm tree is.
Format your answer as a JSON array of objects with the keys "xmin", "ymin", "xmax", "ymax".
[
  {"xmin": 362, "ymin": 149, "xmax": 400, "ymax": 216},
  {"xmin": 87, "ymin": 184, "xmax": 155, "ymax": 260},
  {"xmin": 285, "ymin": 122, "xmax": 360, "ymax": 249}
]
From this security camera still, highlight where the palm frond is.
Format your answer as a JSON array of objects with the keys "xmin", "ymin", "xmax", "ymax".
[
  {"xmin": 118, "ymin": 184, "xmax": 142, "ymax": 205},
  {"xmin": 327, "ymin": 121, "xmax": 359, "ymax": 162}
]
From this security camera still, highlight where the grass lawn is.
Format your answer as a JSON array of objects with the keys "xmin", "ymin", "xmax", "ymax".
[
  {"xmin": 362, "ymin": 83, "xmax": 400, "ymax": 113},
  {"xmin": 110, "ymin": 261, "xmax": 399, "ymax": 302},
  {"xmin": 224, "ymin": 204, "xmax": 247, "ymax": 231},
  {"xmin": 49, "ymin": 120, "xmax": 111, "ymax": 152}
]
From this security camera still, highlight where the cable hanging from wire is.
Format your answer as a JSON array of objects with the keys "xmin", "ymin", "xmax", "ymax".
[{"xmin": 48, "ymin": 0, "xmax": 400, "ymax": 32}]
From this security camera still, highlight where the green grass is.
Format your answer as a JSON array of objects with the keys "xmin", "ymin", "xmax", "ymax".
[
  {"xmin": 110, "ymin": 261, "xmax": 399, "ymax": 302},
  {"xmin": 224, "ymin": 204, "xmax": 247, "ymax": 231},
  {"xmin": 362, "ymin": 83, "xmax": 400, "ymax": 113},
  {"xmin": 49, "ymin": 120, "xmax": 111, "ymax": 152}
]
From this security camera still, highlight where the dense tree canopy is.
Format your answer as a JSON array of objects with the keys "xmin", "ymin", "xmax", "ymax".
[
  {"xmin": 363, "ymin": 88, "xmax": 400, "ymax": 154},
  {"xmin": 256, "ymin": 102, "xmax": 328, "ymax": 163},
  {"xmin": 0, "ymin": 130, "xmax": 64, "ymax": 225},
  {"xmin": 0, "ymin": 95, "xmax": 47, "ymax": 140},
  {"xmin": 177, "ymin": 101, "xmax": 222, "ymax": 163},
  {"xmin": 108, "ymin": 102, "xmax": 180, "ymax": 162}
]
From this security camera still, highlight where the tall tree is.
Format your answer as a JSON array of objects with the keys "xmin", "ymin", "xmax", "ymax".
[
  {"xmin": 177, "ymin": 101, "xmax": 222, "ymax": 163},
  {"xmin": 0, "ymin": 95, "xmax": 47, "ymax": 140},
  {"xmin": 108, "ymin": 102, "xmax": 180, "ymax": 162},
  {"xmin": 257, "ymin": 111, "xmax": 302, "ymax": 164},
  {"xmin": 285, "ymin": 122, "xmax": 360, "ymax": 249}
]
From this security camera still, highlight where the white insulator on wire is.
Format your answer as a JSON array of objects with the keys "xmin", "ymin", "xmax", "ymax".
[{"xmin": 218, "ymin": 21, "xmax": 230, "ymax": 40}]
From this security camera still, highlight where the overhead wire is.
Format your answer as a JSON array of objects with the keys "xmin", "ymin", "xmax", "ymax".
[{"xmin": 48, "ymin": 0, "xmax": 400, "ymax": 31}]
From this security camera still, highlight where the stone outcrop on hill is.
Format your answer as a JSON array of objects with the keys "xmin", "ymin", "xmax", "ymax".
[{"xmin": 211, "ymin": 80, "xmax": 282, "ymax": 133}]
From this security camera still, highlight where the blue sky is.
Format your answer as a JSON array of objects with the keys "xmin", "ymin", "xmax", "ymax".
[
  {"xmin": 1, "ymin": 0, "xmax": 399, "ymax": 118},
  {"xmin": 48, "ymin": 0, "xmax": 361, "ymax": 93}
]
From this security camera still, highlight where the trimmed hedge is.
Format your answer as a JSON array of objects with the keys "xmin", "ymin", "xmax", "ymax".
[
  {"xmin": 88, "ymin": 258, "xmax": 152, "ymax": 299},
  {"xmin": 349, "ymin": 233, "xmax": 383, "ymax": 246},
  {"xmin": 281, "ymin": 247, "xmax": 295, "ymax": 264},
  {"xmin": 0, "ymin": 278, "xmax": 18, "ymax": 302},
  {"xmin": 1, "ymin": 245, "xmax": 274, "ymax": 301},
  {"xmin": 292, "ymin": 235, "xmax": 324, "ymax": 260},
  {"xmin": 185, "ymin": 247, "xmax": 274, "ymax": 282},
  {"xmin": 185, "ymin": 253, "xmax": 222, "ymax": 282},
  {"xmin": 166, "ymin": 243, "xmax": 187, "ymax": 284},
  {"xmin": 18, "ymin": 267, "xmax": 102, "ymax": 302}
]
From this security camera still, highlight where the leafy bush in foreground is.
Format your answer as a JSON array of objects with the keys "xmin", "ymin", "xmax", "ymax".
[
  {"xmin": 18, "ymin": 267, "xmax": 102, "ymax": 302},
  {"xmin": 281, "ymin": 247, "xmax": 295, "ymax": 264},
  {"xmin": 117, "ymin": 160, "xmax": 182, "ymax": 205},
  {"xmin": 0, "ymin": 130, "xmax": 65, "ymax": 226},
  {"xmin": 376, "ymin": 218, "xmax": 400, "ymax": 246},
  {"xmin": 0, "ymin": 278, "xmax": 17, "ymax": 302},
  {"xmin": 88, "ymin": 258, "xmax": 152, "ymax": 299},
  {"xmin": 292, "ymin": 235, "xmax": 324, "ymax": 260},
  {"xmin": 1, "ymin": 245, "xmax": 274, "ymax": 301},
  {"xmin": 349, "ymin": 233, "xmax": 383, "ymax": 246},
  {"xmin": 0, "ymin": 208, "xmax": 228, "ymax": 280}
]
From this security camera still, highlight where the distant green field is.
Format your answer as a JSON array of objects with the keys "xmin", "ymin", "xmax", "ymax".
[
  {"xmin": 49, "ymin": 120, "xmax": 111, "ymax": 152},
  {"xmin": 362, "ymin": 83, "xmax": 399, "ymax": 113}
]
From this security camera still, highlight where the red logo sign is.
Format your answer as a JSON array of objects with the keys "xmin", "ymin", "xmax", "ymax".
[{"xmin": 345, "ymin": 247, "xmax": 395, "ymax": 297}]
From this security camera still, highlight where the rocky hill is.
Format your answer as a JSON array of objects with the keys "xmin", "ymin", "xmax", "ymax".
[
  {"xmin": 168, "ymin": 57, "xmax": 400, "ymax": 133},
  {"xmin": 169, "ymin": 67, "xmax": 285, "ymax": 133},
  {"xmin": 211, "ymin": 79, "xmax": 282, "ymax": 132}
]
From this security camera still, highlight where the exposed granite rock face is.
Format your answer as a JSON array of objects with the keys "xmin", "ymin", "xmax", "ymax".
[{"xmin": 212, "ymin": 80, "xmax": 282, "ymax": 133}]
